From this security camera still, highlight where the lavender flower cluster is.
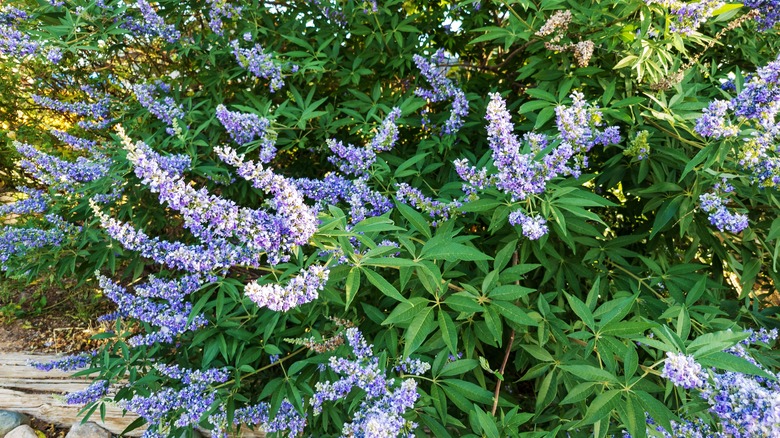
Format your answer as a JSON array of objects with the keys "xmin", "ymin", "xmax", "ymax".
[
  {"xmin": 312, "ymin": 328, "xmax": 426, "ymax": 437},
  {"xmin": 0, "ymin": 215, "xmax": 79, "ymax": 271},
  {"xmin": 646, "ymin": 0, "xmax": 724, "ymax": 34},
  {"xmin": 295, "ymin": 174, "xmax": 394, "ymax": 223},
  {"xmin": 124, "ymin": 364, "xmax": 229, "ymax": 434},
  {"xmin": 132, "ymin": 82, "xmax": 185, "ymax": 136},
  {"xmin": 309, "ymin": 0, "xmax": 348, "ymax": 27},
  {"xmin": 661, "ymin": 352, "xmax": 706, "ymax": 389},
  {"xmin": 244, "ymin": 263, "xmax": 329, "ymax": 311},
  {"xmin": 654, "ymin": 329, "xmax": 780, "ymax": 437},
  {"xmin": 508, "ymin": 211, "xmax": 549, "ymax": 241},
  {"xmin": 639, "ymin": 417, "xmax": 718, "ymax": 438},
  {"xmin": 744, "ymin": 0, "xmax": 780, "ymax": 30},
  {"xmin": 206, "ymin": 0, "xmax": 242, "ymax": 34},
  {"xmin": 64, "ymin": 380, "xmax": 109, "ymax": 405},
  {"xmin": 293, "ymin": 109, "xmax": 401, "ymax": 224},
  {"xmin": 0, "ymin": 187, "xmax": 47, "ymax": 217},
  {"xmin": 395, "ymin": 182, "xmax": 464, "ymax": 226},
  {"xmin": 326, "ymin": 107, "xmax": 402, "ymax": 178},
  {"xmin": 50, "ymin": 129, "xmax": 99, "ymax": 153},
  {"xmin": 94, "ymin": 138, "xmax": 298, "ymax": 271},
  {"xmin": 215, "ymin": 104, "xmax": 276, "ymax": 162},
  {"xmin": 0, "ymin": 6, "xmax": 38, "ymax": 58},
  {"xmin": 30, "ymin": 351, "xmax": 96, "ymax": 372},
  {"xmin": 208, "ymin": 399, "xmax": 306, "ymax": 437},
  {"xmin": 698, "ymin": 183, "xmax": 749, "ymax": 233},
  {"xmin": 32, "ymin": 93, "xmax": 111, "ymax": 130},
  {"xmin": 454, "ymin": 91, "xmax": 620, "ymax": 240},
  {"xmin": 214, "ymin": 144, "xmax": 318, "ymax": 261},
  {"xmin": 15, "ymin": 142, "xmax": 110, "ymax": 192},
  {"xmin": 92, "ymin": 201, "xmax": 263, "ymax": 272},
  {"xmin": 413, "ymin": 49, "xmax": 469, "ymax": 135},
  {"xmin": 328, "ymin": 139, "xmax": 378, "ymax": 177},
  {"xmin": 231, "ymin": 40, "xmax": 284, "ymax": 93},
  {"xmin": 695, "ymin": 53, "xmax": 780, "ymax": 187},
  {"xmin": 97, "ymin": 274, "xmax": 209, "ymax": 346},
  {"xmin": 122, "ymin": 0, "xmax": 181, "ymax": 43}
]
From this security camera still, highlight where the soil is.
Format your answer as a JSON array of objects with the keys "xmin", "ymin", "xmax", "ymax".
[
  {"xmin": 0, "ymin": 279, "xmax": 111, "ymax": 437},
  {"xmin": 0, "ymin": 315, "xmax": 108, "ymax": 354},
  {"xmin": 0, "ymin": 279, "xmax": 111, "ymax": 354}
]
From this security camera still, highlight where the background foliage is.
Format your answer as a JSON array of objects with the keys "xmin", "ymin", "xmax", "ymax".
[{"xmin": 3, "ymin": 0, "xmax": 780, "ymax": 436}]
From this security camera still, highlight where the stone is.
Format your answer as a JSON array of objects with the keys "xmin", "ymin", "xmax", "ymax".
[
  {"xmin": 4, "ymin": 425, "xmax": 38, "ymax": 438},
  {"xmin": 0, "ymin": 411, "xmax": 29, "ymax": 437},
  {"xmin": 65, "ymin": 422, "xmax": 111, "ymax": 438}
]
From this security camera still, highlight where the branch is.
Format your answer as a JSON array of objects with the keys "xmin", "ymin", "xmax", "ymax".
[{"xmin": 491, "ymin": 250, "xmax": 519, "ymax": 416}]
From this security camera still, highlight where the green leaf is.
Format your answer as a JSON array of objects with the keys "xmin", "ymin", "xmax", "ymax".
[
  {"xmin": 624, "ymin": 345, "xmax": 639, "ymax": 378},
  {"xmin": 475, "ymin": 406, "xmax": 500, "ymax": 438},
  {"xmin": 612, "ymin": 96, "xmax": 645, "ymax": 108},
  {"xmin": 534, "ymin": 106, "xmax": 556, "ymax": 129},
  {"xmin": 439, "ymin": 311, "xmax": 458, "ymax": 355},
  {"xmin": 525, "ymin": 88, "xmax": 557, "ymax": 102},
  {"xmin": 345, "ymin": 267, "xmax": 361, "ymax": 309},
  {"xmin": 712, "ymin": 3, "xmax": 743, "ymax": 15},
  {"xmin": 439, "ymin": 359, "xmax": 479, "ymax": 377},
  {"xmin": 565, "ymin": 293, "xmax": 595, "ymax": 330},
  {"xmin": 363, "ymin": 257, "xmax": 419, "ymax": 268},
  {"xmin": 404, "ymin": 305, "xmax": 435, "ymax": 357},
  {"xmin": 488, "ymin": 284, "xmax": 535, "ymax": 301},
  {"xmin": 493, "ymin": 239, "xmax": 518, "ymax": 272},
  {"xmin": 697, "ymin": 351, "xmax": 776, "ymax": 380},
  {"xmin": 767, "ymin": 217, "xmax": 780, "ymax": 241},
  {"xmin": 445, "ymin": 293, "xmax": 484, "ymax": 313},
  {"xmin": 602, "ymin": 80, "xmax": 616, "ymax": 106},
  {"xmin": 680, "ymin": 145, "xmax": 712, "ymax": 181},
  {"xmin": 578, "ymin": 389, "xmax": 621, "ymax": 426},
  {"xmin": 622, "ymin": 394, "xmax": 647, "ymax": 438},
  {"xmin": 459, "ymin": 199, "xmax": 503, "ymax": 213},
  {"xmin": 518, "ymin": 100, "xmax": 551, "ymax": 114},
  {"xmin": 649, "ymin": 197, "xmax": 682, "ymax": 239},
  {"xmin": 613, "ymin": 55, "xmax": 637, "ymax": 70},
  {"xmin": 421, "ymin": 242, "xmax": 492, "ymax": 262},
  {"xmin": 635, "ymin": 390, "xmax": 674, "ymax": 433},
  {"xmin": 491, "ymin": 301, "xmax": 538, "ymax": 326},
  {"xmin": 383, "ymin": 297, "xmax": 429, "ymax": 325},
  {"xmin": 535, "ymin": 370, "xmax": 556, "ymax": 412},
  {"xmin": 441, "ymin": 379, "xmax": 494, "ymax": 404},
  {"xmin": 601, "ymin": 321, "xmax": 656, "ymax": 337},
  {"xmin": 363, "ymin": 268, "xmax": 408, "ymax": 303},
  {"xmin": 519, "ymin": 344, "xmax": 554, "ymax": 362},
  {"xmin": 560, "ymin": 382, "xmax": 597, "ymax": 404},
  {"xmin": 483, "ymin": 305, "xmax": 503, "ymax": 344},
  {"xmin": 396, "ymin": 202, "xmax": 431, "ymax": 238},
  {"xmin": 560, "ymin": 365, "xmax": 620, "ymax": 384},
  {"xmin": 394, "ymin": 153, "xmax": 429, "ymax": 178}
]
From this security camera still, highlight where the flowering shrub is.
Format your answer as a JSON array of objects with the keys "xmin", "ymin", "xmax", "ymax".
[{"xmin": 3, "ymin": 0, "xmax": 780, "ymax": 437}]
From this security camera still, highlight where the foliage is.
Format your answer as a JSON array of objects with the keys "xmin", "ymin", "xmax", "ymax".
[{"xmin": 3, "ymin": 0, "xmax": 780, "ymax": 436}]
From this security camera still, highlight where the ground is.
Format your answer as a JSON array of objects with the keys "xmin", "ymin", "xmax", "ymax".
[
  {"xmin": 0, "ymin": 278, "xmax": 110, "ymax": 437},
  {"xmin": 0, "ymin": 277, "xmax": 110, "ymax": 354},
  {"xmin": 0, "ymin": 279, "xmax": 110, "ymax": 353}
]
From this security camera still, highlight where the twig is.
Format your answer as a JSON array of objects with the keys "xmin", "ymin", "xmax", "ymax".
[
  {"xmin": 491, "ymin": 251, "xmax": 519, "ymax": 416},
  {"xmin": 651, "ymin": 10, "xmax": 760, "ymax": 90}
]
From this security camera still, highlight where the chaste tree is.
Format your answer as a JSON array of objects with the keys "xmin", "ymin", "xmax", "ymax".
[{"xmin": 3, "ymin": 0, "xmax": 780, "ymax": 436}]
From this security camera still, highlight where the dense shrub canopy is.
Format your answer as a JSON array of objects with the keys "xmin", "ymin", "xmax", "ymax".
[{"xmin": 4, "ymin": 0, "xmax": 780, "ymax": 437}]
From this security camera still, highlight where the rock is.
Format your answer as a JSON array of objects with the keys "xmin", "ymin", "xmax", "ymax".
[
  {"xmin": 4, "ymin": 425, "xmax": 38, "ymax": 438},
  {"xmin": 65, "ymin": 422, "xmax": 111, "ymax": 438},
  {"xmin": 0, "ymin": 411, "xmax": 29, "ymax": 437}
]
